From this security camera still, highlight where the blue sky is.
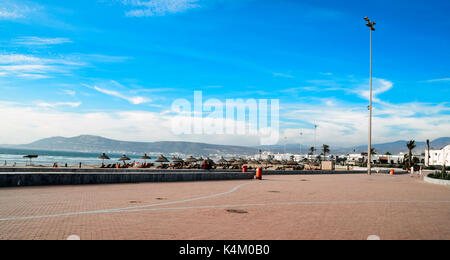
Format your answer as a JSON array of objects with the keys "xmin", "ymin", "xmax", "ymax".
[{"xmin": 0, "ymin": 0, "xmax": 449, "ymax": 146}]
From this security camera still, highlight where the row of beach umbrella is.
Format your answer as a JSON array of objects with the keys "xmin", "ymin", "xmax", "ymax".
[{"xmin": 96, "ymin": 153, "xmax": 299, "ymax": 166}]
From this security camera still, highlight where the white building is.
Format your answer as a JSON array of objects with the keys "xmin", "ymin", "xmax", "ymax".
[
  {"xmin": 426, "ymin": 145, "xmax": 450, "ymax": 166},
  {"xmin": 345, "ymin": 153, "xmax": 406, "ymax": 165}
]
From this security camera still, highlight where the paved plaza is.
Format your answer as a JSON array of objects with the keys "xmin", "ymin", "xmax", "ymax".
[{"xmin": 0, "ymin": 173, "xmax": 449, "ymax": 240}]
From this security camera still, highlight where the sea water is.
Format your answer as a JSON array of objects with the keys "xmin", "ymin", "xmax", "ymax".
[{"xmin": 0, "ymin": 148, "xmax": 154, "ymax": 167}]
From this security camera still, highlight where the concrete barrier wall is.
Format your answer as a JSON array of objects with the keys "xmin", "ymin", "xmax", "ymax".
[
  {"xmin": 0, "ymin": 168, "xmax": 403, "ymax": 187},
  {"xmin": 0, "ymin": 171, "xmax": 254, "ymax": 187},
  {"xmin": 424, "ymin": 176, "xmax": 450, "ymax": 186},
  {"xmin": 0, "ymin": 167, "xmax": 242, "ymax": 173}
]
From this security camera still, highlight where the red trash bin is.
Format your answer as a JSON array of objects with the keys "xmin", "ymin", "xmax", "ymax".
[
  {"xmin": 242, "ymin": 165, "xmax": 248, "ymax": 173},
  {"xmin": 256, "ymin": 168, "xmax": 262, "ymax": 180}
]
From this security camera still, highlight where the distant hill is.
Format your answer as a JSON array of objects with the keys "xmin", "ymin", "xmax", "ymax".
[
  {"xmin": 15, "ymin": 135, "xmax": 257, "ymax": 157},
  {"xmin": 6, "ymin": 135, "xmax": 450, "ymax": 157},
  {"xmin": 346, "ymin": 137, "xmax": 450, "ymax": 155},
  {"xmin": 257, "ymin": 137, "xmax": 450, "ymax": 155}
]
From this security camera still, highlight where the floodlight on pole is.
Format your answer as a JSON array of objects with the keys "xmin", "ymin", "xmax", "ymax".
[
  {"xmin": 364, "ymin": 16, "xmax": 376, "ymax": 175},
  {"xmin": 299, "ymin": 131, "xmax": 303, "ymax": 156}
]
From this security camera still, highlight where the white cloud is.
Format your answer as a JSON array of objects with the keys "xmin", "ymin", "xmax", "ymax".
[
  {"xmin": 0, "ymin": 64, "xmax": 57, "ymax": 73},
  {"xmin": 0, "ymin": 98, "xmax": 448, "ymax": 147},
  {"xmin": 118, "ymin": 0, "xmax": 201, "ymax": 17},
  {"xmin": 426, "ymin": 78, "xmax": 450, "ymax": 83},
  {"xmin": 17, "ymin": 73, "xmax": 51, "ymax": 79},
  {"xmin": 13, "ymin": 37, "xmax": 72, "ymax": 46},
  {"xmin": 281, "ymin": 100, "xmax": 450, "ymax": 147},
  {"xmin": 0, "ymin": 0, "xmax": 41, "ymax": 20},
  {"xmin": 302, "ymin": 77, "xmax": 394, "ymax": 103},
  {"xmin": 93, "ymin": 86, "xmax": 151, "ymax": 105},
  {"xmin": 63, "ymin": 90, "xmax": 77, "ymax": 96},
  {"xmin": 356, "ymin": 78, "xmax": 393, "ymax": 102},
  {"xmin": 0, "ymin": 54, "xmax": 85, "ymax": 79},
  {"xmin": 0, "ymin": 102, "xmax": 265, "ymax": 146},
  {"xmin": 273, "ymin": 72, "xmax": 294, "ymax": 79},
  {"xmin": 0, "ymin": 10, "xmax": 23, "ymax": 19},
  {"xmin": 0, "ymin": 54, "xmax": 42, "ymax": 64},
  {"xmin": 36, "ymin": 102, "xmax": 82, "ymax": 108}
]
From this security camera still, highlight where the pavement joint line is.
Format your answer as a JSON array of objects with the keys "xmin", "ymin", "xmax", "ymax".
[
  {"xmin": 1, "ymin": 198, "xmax": 449, "ymax": 222},
  {"xmin": 114, "ymin": 200, "xmax": 450, "ymax": 214},
  {"xmin": 0, "ymin": 181, "xmax": 255, "ymax": 222}
]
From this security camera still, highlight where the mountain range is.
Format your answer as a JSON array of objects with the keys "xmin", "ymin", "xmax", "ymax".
[{"xmin": 2, "ymin": 135, "xmax": 449, "ymax": 157}]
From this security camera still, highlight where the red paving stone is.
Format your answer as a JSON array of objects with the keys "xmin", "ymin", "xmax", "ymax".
[{"xmin": 0, "ymin": 173, "xmax": 449, "ymax": 240}]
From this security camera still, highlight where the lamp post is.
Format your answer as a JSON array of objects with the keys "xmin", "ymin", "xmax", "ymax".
[
  {"xmin": 314, "ymin": 124, "xmax": 318, "ymax": 157},
  {"xmin": 364, "ymin": 16, "xmax": 376, "ymax": 175},
  {"xmin": 299, "ymin": 131, "xmax": 303, "ymax": 157}
]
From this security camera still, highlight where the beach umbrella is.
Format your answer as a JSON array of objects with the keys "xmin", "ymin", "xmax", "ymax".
[
  {"xmin": 263, "ymin": 159, "xmax": 272, "ymax": 165},
  {"xmin": 140, "ymin": 154, "xmax": 151, "ymax": 163},
  {"xmin": 217, "ymin": 157, "xmax": 228, "ymax": 165},
  {"xmin": 249, "ymin": 159, "xmax": 259, "ymax": 165},
  {"xmin": 185, "ymin": 156, "xmax": 198, "ymax": 164},
  {"xmin": 155, "ymin": 155, "xmax": 169, "ymax": 163},
  {"xmin": 171, "ymin": 157, "xmax": 184, "ymax": 164},
  {"xmin": 204, "ymin": 158, "xmax": 215, "ymax": 165},
  {"xmin": 236, "ymin": 158, "xmax": 247, "ymax": 165},
  {"xmin": 23, "ymin": 155, "xmax": 38, "ymax": 166},
  {"xmin": 272, "ymin": 160, "xmax": 282, "ymax": 165},
  {"xmin": 232, "ymin": 159, "xmax": 244, "ymax": 166},
  {"xmin": 287, "ymin": 160, "xmax": 299, "ymax": 166},
  {"xmin": 118, "ymin": 155, "xmax": 131, "ymax": 162},
  {"xmin": 98, "ymin": 153, "xmax": 110, "ymax": 164},
  {"xmin": 228, "ymin": 158, "xmax": 237, "ymax": 164}
]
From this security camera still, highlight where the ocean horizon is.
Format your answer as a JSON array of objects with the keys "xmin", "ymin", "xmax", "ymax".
[{"xmin": 0, "ymin": 148, "xmax": 156, "ymax": 167}]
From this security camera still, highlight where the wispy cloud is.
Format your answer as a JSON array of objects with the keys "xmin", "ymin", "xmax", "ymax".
[
  {"xmin": 273, "ymin": 72, "xmax": 294, "ymax": 79},
  {"xmin": 281, "ymin": 99, "xmax": 450, "ymax": 147},
  {"xmin": 0, "ymin": 54, "xmax": 84, "ymax": 79},
  {"xmin": 300, "ymin": 77, "xmax": 394, "ymax": 103},
  {"xmin": 37, "ymin": 102, "xmax": 82, "ymax": 108},
  {"xmin": 115, "ymin": 0, "xmax": 201, "ymax": 17},
  {"xmin": 77, "ymin": 54, "xmax": 131, "ymax": 63},
  {"xmin": 62, "ymin": 90, "xmax": 77, "ymax": 96},
  {"xmin": 355, "ymin": 78, "xmax": 393, "ymax": 102},
  {"xmin": 426, "ymin": 78, "xmax": 450, "ymax": 83},
  {"xmin": 93, "ymin": 86, "xmax": 151, "ymax": 105},
  {"xmin": 0, "ymin": 52, "xmax": 128, "ymax": 80},
  {"xmin": 0, "ymin": 1, "xmax": 39, "ymax": 20},
  {"xmin": 13, "ymin": 37, "xmax": 72, "ymax": 46}
]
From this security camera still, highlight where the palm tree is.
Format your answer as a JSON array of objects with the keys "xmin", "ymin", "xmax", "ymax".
[
  {"xmin": 406, "ymin": 140, "xmax": 416, "ymax": 169},
  {"xmin": 309, "ymin": 146, "xmax": 316, "ymax": 160},
  {"xmin": 426, "ymin": 139, "xmax": 430, "ymax": 166},
  {"xmin": 322, "ymin": 144, "xmax": 330, "ymax": 159}
]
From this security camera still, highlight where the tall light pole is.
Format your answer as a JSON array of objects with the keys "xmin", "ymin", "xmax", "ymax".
[
  {"xmin": 299, "ymin": 131, "xmax": 303, "ymax": 157},
  {"xmin": 365, "ymin": 17, "xmax": 376, "ymax": 175},
  {"xmin": 314, "ymin": 124, "xmax": 318, "ymax": 156}
]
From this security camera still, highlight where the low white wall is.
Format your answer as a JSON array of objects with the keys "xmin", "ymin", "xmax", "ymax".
[{"xmin": 424, "ymin": 176, "xmax": 450, "ymax": 186}]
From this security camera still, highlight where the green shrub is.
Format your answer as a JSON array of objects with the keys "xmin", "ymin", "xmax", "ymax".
[{"xmin": 429, "ymin": 172, "xmax": 450, "ymax": 180}]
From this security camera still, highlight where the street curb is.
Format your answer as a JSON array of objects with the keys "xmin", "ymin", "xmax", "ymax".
[{"xmin": 424, "ymin": 176, "xmax": 450, "ymax": 186}]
